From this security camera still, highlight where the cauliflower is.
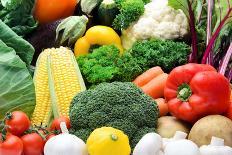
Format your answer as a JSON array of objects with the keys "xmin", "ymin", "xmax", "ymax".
[{"xmin": 121, "ymin": 0, "xmax": 189, "ymax": 49}]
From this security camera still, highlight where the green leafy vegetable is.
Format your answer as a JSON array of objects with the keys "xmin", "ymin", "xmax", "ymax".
[
  {"xmin": 215, "ymin": 23, "xmax": 232, "ymax": 81},
  {"xmin": 0, "ymin": 0, "xmax": 37, "ymax": 36},
  {"xmin": 169, "ymin": 0, "xmax": 231, "ymax": 81},
  {"xmin": 214, "ymin": 22, "xmax": 232, "ymax": 61},
  {"xmin": 116, "ymin": 51, "xmax": 142, "ymax": 82},
  {"xmin": 0, "ymin": 41, "xmax": 35, "ymax": 120},
  {"xmin": 77, "ymin": 45, "xmax": 142, "ymax": 87},
  {"xmin": 1, "ymin": 0, "xmax": 22, "ymax": 8},
  {"xmin": 214, "ymin": 0, "xmax": 232, "ymax": 30},
  {"xmin": 0, "ymin": 20, "xmax": 35, "ymax": 120},
  {"xmin": 169, "ymin": 0, "xmax": 198, "ymax": 63},
  {"xmin": 201, "ymin": 0, "xmax": 231, "ymax": 64},
  {"xmin": 129, "ymin": 39, "xmax": 191, "ymax": 72},
  {"xmin": 0, "ymin": 20, "xmax": 34, "ymax": 65},
  {"xmin": 113, "ymin": 0, "xmax": 145, "ymax": 30},
  {"xmin": 1, "ymin": 0, "xmax": 22, "ymax": 9},
  {"xmin": 78, "ymin": 40, "xmax": 190, "ymax": 86},
  {"xmin": 77, "ymin": 45, "xmax": 120, "ymax": 85}
]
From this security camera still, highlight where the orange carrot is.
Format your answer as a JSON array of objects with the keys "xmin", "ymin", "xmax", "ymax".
[
  {"xmin": 155, "ymin": 98, "xmax": 169, "ymax": 117},
  {"xmin": 141, "ymin": 73, "xmax": 168, "ymax": 99},
  {"xmin": 133, "ymin": 66, "xmax": 164, "ymax": 87}
]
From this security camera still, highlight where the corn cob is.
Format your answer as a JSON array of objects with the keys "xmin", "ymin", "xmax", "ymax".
[
  {"xmin": 48, "ymin": 47, "xmax": 86, "ymax": 118},
  {"xmin": 31, "ymin": 49, "xmax": 52, "ymax": 125},
  {"xmin": 31, "ymin": 47, "xmax": 86, "ymax": 125}
]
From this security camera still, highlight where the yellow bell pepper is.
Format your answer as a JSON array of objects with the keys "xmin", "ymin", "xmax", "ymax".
[
  {"xmin": 87, "ymin": 127, "xmax": 131, "ymax": 155},
  {"xmin": 74, "ymin": 37, "xmax": 90, "ymax": 56},
  {"xmin": 74, "ymin": 26, "xmax": 124, "ymax": 57}
]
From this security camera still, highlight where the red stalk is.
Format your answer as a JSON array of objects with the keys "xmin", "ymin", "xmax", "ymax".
[
  {"xmin": 188, "ymin": 0, "xmax": 198, "ymax": 63},
  {"xmin": 206, "ymin": 0, "xmax": 214, "ymax": 65},
  {"xmin": 228, "ymin": 69, "xmax": 232, "ymax": 81},
  {"xmin": 219, "ymin": 43, "xmax": 232, "ymax": 75},
  {"xmin": 201, "ymin": 8, "xmax": 232, "ymax": 64}
]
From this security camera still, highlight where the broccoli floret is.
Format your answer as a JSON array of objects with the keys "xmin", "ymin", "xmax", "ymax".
[
  {"xmin": 77, "ymin": 45, "xmax": 143, "ymax": 87},
  {"xmin": 69, "ymin": 82, "xmax": 159, "ymax": 148},
  {"xmin": 113, "ymin": 0, "xmax": 145, "ymax": 30},
  {"xmin": 129, "ymin": 39, "xmax": 191, "ymax": 72}
]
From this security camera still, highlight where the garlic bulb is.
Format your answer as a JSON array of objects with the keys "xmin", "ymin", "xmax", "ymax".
[{"xmin": 44, "ymin": 122, "xmax": 88, "ymax": 155}]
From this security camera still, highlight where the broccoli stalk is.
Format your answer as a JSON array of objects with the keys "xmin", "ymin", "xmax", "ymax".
[{"xmin": 69, "ymin": 82, "xmax": 159, "ymax": 148}]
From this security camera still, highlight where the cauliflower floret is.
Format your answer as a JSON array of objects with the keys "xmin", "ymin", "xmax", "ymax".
[{"xmin": 121, "ymin": 0, "xmax": 189, "ymax": 49}]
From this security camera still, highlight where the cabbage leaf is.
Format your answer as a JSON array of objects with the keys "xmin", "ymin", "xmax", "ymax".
[
  {"xmin": 0, "ymin": 20, "xmax": 34, "ymax": 65},
  {"xmin": 0, "ymin": 20, "xmax": 35, "ymax": 119},
  {"xmin": 0, "ymin": 0, "xmax": 37, "ymax": 36}
]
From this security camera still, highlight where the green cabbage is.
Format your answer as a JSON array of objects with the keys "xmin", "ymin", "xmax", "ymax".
[
  {"xmin": 0, "ymin": 20, "xmax": 35, "ymax": 119},
  {"xmin": 0, "ymin": 0, "xmax": 37, "ymax": 36}
]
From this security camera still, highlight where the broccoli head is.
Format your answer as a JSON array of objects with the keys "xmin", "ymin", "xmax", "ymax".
[
  {"xmin": 69, "ymin": 82, "xmax": 159, "ymax": 148},
  {"xmin": 129, "ymin": 39, "xmax": 191, "ymax": 72},
  {"xmin": 113, "ymin": 0, "xmax": 145, "ymax": 30}
]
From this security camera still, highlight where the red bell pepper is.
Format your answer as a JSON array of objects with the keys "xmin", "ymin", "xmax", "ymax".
[{"xmin": 164, "ymin": 63, "xmax": 231, "ymax": 123}]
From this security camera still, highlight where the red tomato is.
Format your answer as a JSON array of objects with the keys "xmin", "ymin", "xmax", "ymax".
[
  {"xmin": 5, "ymin": 111, "xmax": 30, "ymax": 136},
  {"xmin": 0, "ymin": 134, "xmax": 23, "ymax": 155},
  {"xmin": 21, "ymin": 133, "xmax": 45, "ymax": 155},
  {"xmin": 34, "ymin": 0, "xmax": 77, "ymax": 24},
  {"xmin": 50, "ymin": 116, "xmax": 71, "ymax": 131}
]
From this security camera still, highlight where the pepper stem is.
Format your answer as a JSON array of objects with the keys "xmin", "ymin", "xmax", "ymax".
[
  {"xmin": 111, "ymin": 134, "xmax": 118, "ymax": 141},
  {"xmin": 177, "ymin": 83, "xmax": 192, "ymax": 102}
]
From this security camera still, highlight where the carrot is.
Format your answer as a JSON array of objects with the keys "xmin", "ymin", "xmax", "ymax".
[
  {"xmin": 141, "ymin": 73, "xmax": 168, "ymax": 99},
  {"xmin": 155, "ymin": 98, "xmax": 169, "ymax": 117},
  {"xmin": 133, "ymin": 66, "xmax": 164, "ymax": 87}
]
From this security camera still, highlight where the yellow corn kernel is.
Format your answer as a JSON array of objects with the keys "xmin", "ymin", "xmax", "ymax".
[
  {"xmin": 31, "ymin": 49, "xmax": 52, "ymax": 125},
  {"xmin": 31, "ymin": 47, "xmax": 86, "ymax": 126},
  {"xmin": 48, "ymin": 47, "xmax": 86, "ymax": 118}
]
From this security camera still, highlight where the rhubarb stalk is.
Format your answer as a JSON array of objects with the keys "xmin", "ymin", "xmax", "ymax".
[
  {"xmin": 188, "ymin": 0, "xmax": 198, "ymax": 63},
  {"xmin": 201, "ymin": 8, "xmax": 232, "ymax": 64},
  {"xmin": 206, "ymin": 0, "xmax": 214, "ymax": 65},
  {"xmin": 219, "ymin": 43, "xmax": 232, "ymax": 75}
]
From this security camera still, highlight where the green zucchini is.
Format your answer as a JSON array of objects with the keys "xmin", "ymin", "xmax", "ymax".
[{"xmin": 97, "ymin": 0, "xmax": 119, "ymax": 26}]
